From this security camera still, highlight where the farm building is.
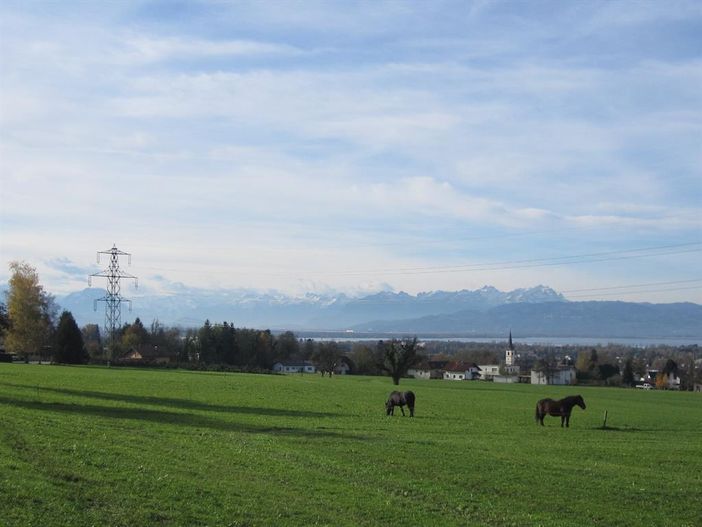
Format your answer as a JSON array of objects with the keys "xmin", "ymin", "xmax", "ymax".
[
  {"xmin": 443, "ymin": 362, "xmax": 481, "ymax": 381},
  {"xmin": 409, "ymin": 360, "xmax": 448, "ymax": 380},
  {"xmin": 530, "ymin": 367, "xmax": 576, "ymax": 385},
  {"xmin": 119, "ymin": 346, "xmax": 172, "ymax": 365},
  {"xmin": 272, "ymin": 361, "xmax": 316, "ymax": 374}
]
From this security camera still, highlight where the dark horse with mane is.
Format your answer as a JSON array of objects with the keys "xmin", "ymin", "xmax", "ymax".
[
  {"xmin": 535, "ymin": 395, "xmax": 586, "ymax": 427},
  {"xmin": 386, "ymin": 391, "xmax": 415, "ymax": 417}
]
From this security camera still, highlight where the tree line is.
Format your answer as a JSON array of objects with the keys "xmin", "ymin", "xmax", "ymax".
[{"xmin": 1, "ymin": 262, "xmax": 424, "ymax": 382}]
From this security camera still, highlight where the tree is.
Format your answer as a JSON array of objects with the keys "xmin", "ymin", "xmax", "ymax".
[
  {"xmin": 217, "ymin": 322, "xmax": 237, "ymax": 364},
  {"xmin": 301, "ymin": 338, "xmax": 315, "ymax": 360},
  {"xmin": 350, "ymin": 343, "xmax": 380, "ymax": 375},
  {"xmin": 82, "ymin": 324, "xmax": 102, "ymax": 360},
  {"xmin": 276, "ymin": 331, "xmax": 299, "ymax": 360},
  {"xmin": 4, "ymin": 261, "xmax": 53, "ymax": 360},
  {"xmin": 198, "ymin": 320, "xmax": 216, "ymax": 362},
  {"xmin": 121, "ymin": 317, "xmax": 149, "ymax": 352},
  {"xmin": 314, "ymin": 341, "xmax": 341, "ymax": 376},
  {"xmin": 597, "ymin": 363, "xmax": 620, "ymax": 381},
  {"xmin": 662, "ymin": 359, "xmax": 679, "ymax": 379},
  {"xmin": 378, "ymin": 337, "xmax": 422, "ymax": 385},
  {"xmin": 0, "ymin": 302, "xmax": 10, "ymax": 339},
  {"xmin": 622, "ymin": 358, "xmax": 635, "ymax": 387},
  {"xmin": 655, "ymin": 372, "xmax": 668, "ymax": 390},
  {"xmin": 54, "ymin": 311, "xmax": 88, "ymax": 364}
]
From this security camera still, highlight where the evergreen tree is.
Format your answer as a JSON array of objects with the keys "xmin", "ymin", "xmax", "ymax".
[
  {"xmin": 662, "ymin": 359, "xmax": 679, "ymax": 378},
  {"xmin": 218, "ymin": 322, "xmax": 237, "ymax": 364},
  {"xmin": 622, "ymin": 358, "xmax": 635, "ymax": 386},
  {"xmin": 54, "ymin": 311, "xmax": 87, "ymax": 364},
  {"xmin": 198, "ymin": 320, "xmax": 216, "ymax": 363}
]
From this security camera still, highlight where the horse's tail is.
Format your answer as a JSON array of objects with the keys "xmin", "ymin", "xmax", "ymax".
[{"xmin": 535, "ymin": 402, "xmax": 540, "ymax": 422}]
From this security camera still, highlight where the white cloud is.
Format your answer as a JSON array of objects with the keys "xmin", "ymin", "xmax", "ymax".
[
  {"xmin": 119, "ymin": 36, "xmax": 302, "ymax": 63},
  {"xmin": 1, "ymin": 1, "xmax": 700, "ymax": 302}
]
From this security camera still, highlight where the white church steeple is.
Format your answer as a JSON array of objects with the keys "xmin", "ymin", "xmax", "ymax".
[{"xmin": 505, "ymin": 330, "xmax": 515, "ymax": 366}]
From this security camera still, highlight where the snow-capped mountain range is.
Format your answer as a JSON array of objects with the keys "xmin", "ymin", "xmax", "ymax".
[{"xmin": 55, "ymin": 284, "xmax": 566, "ymax": 329}]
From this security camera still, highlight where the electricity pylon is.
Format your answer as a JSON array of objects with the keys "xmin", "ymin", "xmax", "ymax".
[{"xmin": 89, "ymin": 245, "xmax": 138, "ymax": 359}]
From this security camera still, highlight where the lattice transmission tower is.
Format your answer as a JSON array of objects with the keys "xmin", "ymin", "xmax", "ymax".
[{"xmin": 89, "ymin": 245, "xmax": 138, "ymax": 357}]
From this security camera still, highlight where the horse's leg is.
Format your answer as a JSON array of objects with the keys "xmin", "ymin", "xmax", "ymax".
[
  {"xmin": 400, "ymin": 405, "xmax": 405, "ymax": 416},
  {"xmin": 561, "ymin": 415, "xmax": 565, "ymax": 427},
  {"xmin": 565, "ymin": 414, "xmax": 570, "ymax": 427}
]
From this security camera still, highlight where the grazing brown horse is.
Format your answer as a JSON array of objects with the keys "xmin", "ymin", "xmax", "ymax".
[
  {"xmin": 386, "ymin": 390, "xmax": 415, "ymax": 417},
  {"xmin": 535, "ymin": 395, "xmax": 586, "ymax": 427}
]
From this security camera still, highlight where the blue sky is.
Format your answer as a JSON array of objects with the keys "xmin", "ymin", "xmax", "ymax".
[{"xmin": 1, "ymin": 0, "xmax": 700, "ymax": 302}]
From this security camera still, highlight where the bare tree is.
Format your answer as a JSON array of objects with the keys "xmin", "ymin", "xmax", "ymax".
[{"xmin": 378, "ymin": 337, "xmax": 422, "ymax": 385}]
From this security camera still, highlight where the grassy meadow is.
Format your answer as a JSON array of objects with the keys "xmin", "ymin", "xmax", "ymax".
[{"xmin": 0, "ymin": 364, "xmax": 700, "ymax": 527}]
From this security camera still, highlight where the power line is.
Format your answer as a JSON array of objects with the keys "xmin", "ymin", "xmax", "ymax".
[
  {"xmin": 562, "ymin": 279, "xmax": 702, "ymax": 294},
  {"xmin": 565, "ymin": 285, "xmax": 702, "ymax": 299},
  {"xmin": 314, "ymin": 243, "xmax": 702, "ymax": 277},
  {"xmin": 134, "ymin": 242, "xmax": 701, "ymax": 278}
]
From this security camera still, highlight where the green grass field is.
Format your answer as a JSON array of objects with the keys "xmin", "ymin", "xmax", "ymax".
[{"xmin": 1, "ymin": 364, "xmax": 700, "ymax": 526}]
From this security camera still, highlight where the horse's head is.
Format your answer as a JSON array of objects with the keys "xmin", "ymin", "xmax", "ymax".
[
  {"xmin": 575, "ymin": 395, "xmax": 586, "ymax": 410},
  {"xmin": 385, "ymin": 398, "xmax": 394, "ymax": 415}
]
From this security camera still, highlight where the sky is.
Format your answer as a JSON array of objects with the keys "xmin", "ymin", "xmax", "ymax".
[{"xmin": 1, "ymin": 0, "xmax": 701, "ymax": 303}]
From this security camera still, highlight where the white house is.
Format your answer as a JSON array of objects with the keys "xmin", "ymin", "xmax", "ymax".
[
  {"xmin": 444, "ymin": 362, "xmax": 481, "ymax": 381},
  {"xmin": 272, "ymin": 361, "xmax": 316, "ymax": 374},
  {"xmin": 478, "ymin": 364, "xmax": 500, "ymax": 380},
  {"xmin": 531, "ymin": 367, "xmax": 576, "ymax": 385}
]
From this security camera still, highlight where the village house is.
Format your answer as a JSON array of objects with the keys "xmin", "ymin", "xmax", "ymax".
[
  {"xmin": 478, "ymin": 364, "xmax": 500, "ymax": 380},
  {"xmin": 494, "ymin": 374, "xmax": 520, "ymax": 384},
  {"xmin": 120, "ymin": 345, "xmax": 172, "ymax": 365},
  {"xmin": 272, "ymin": 360, "xmax": 316, "ymax": 374},
  {"xmin": 530, "ymin": 366, "xmax": 577, "ymax": 385},
  {"xmin": 408, "ymin": 360, "xmax": 448, "ymax": 380},
  {"xmin": 443, "ymin": 362, "xmax": 481, "ymax": 381},
  {"xmin": 644, "ymin": 369, "xmax": 681, "ymax": 390}
]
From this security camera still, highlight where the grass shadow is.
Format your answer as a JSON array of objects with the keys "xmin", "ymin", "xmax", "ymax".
[
  {"xmin": 0, "ymin": 395, "xmax": 367, "ymax": 440},
  {"xmin": 592, "ymin": 425, "xmax": 644, "ymax": 432},
  {"xmin": 0, "ymin": 382, "xmax": 340, "ymax": 419}
]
